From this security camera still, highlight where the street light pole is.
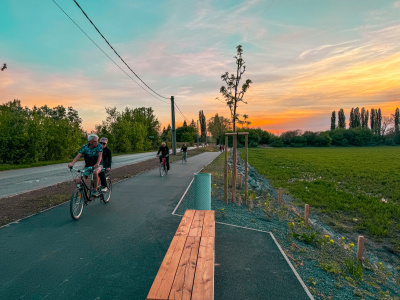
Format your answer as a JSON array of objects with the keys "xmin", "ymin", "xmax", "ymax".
[{"xmin": 171, "ymin": 96, "xmax": 176, "ymax": 155}]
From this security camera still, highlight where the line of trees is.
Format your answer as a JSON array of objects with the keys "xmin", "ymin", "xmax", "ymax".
[
  {"xmin": 0, "ymin": 100, "xmax": 85, "ymax": 164},
  {"xmin": 330, "ymin": 107, "xmax": 399, "ymax": 135},
  {"xmin": 95, "ymin": 106, "xmax": 160, "ymax": 153},
  {"xmin": 0, "ymin": 100, "xmax": 164, "ymax": 165},
  {"xmin": 161, "ymin": 119, "xmax": 197, "ymax": 146},
  {"xmin": 206, "ymin": 113, "xmax": 271, "ymax": 147},
  {"xmin": 271, "ymin": 107, "xmax": 400, "ymax": 148}
]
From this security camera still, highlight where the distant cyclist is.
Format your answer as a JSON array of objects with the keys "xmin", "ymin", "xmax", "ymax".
[
  {"xmin": 157, "ymin": 142, "xmax": 170, "ymax": 171},
  {"xmin": 181, "ymin": 143, "xmax": 188, "ymax": 162},
  {"xmin": 99, "ymin": 137, "xmax": 112, "ymax": 193},
  {"xmin": 68, "ymin": 134, "xmax": 103, "ymax": 197}
]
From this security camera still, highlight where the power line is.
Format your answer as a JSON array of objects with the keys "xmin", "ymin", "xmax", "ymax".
[
  {"xmin": 216, "ymin": 97, "xmax": 226, "ymax": 104},
  {"xmin": 174, "ymin": 102, "xmax": 190, "ymax": 123},
  {"xmin": 52, "ymin": 0, "xmax": 168, "ymax": 104},
  {"xmin": 54, "ymin": 0, "xmax": 193, "ymax": 124},
  {"xmin": 72, "ymin": 0, "xmax": 170, "ymax": 100}
]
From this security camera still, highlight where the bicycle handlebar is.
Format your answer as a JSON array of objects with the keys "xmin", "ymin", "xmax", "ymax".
[{"xmin": 69, "ymin": 166, "xmax": 107, "ymax": 173}]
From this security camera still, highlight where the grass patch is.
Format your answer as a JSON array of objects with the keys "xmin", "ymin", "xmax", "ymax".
[{"xmin": 245, "ymin": 146, "xmax": 400, "ymax": 250}]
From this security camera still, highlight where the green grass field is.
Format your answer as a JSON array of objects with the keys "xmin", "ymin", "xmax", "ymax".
[{"xmin": 246, "ymin": 146, "xmax": 400, "ymax": 248}]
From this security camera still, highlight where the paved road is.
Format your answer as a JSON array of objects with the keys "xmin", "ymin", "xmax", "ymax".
[
  {"xmin": 0, "ymin": 152, "xmax": 311, "ymax": 300},
  {"xmin": 0, "ymin": 149, "xmax": 190, "ymax": 199}
]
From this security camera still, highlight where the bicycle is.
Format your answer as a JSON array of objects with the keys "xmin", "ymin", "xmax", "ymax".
[
  {"xmin": 69, "ymin": 167, "xmax": 112, "ymax": 220},
  {"xmin": 182, "ymin": 151, "xmax": 187, "ymax": 164},
  {"xmin": 158, "ymin": 155, "xmax": 168, "ymax": 177}
]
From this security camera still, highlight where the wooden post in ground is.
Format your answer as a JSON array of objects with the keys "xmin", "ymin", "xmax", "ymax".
[
  {"xmin": 245, "ymin": 133, "xmax": 248, "ymax": 205},
  {"xmin": 304, "ymin": 204, "xmax": 309, "ymax": 226},
  {"xmin": 278, "ymin": 188, "xmax": 283, "ymax": 203},
  {"xmin": 232, "ymin": 134, "xmax": 237, "ymax": 203},
  {"xmin": 357, "ymin": 236, "xmax": 365, "ymax": 265},
  {"xmin": 224, "ymin": 135, "xmax": 228, "ymax": 204},
  {"xmin": 236, "ymin": 169, "xmax": 238, "ymax": 186}
]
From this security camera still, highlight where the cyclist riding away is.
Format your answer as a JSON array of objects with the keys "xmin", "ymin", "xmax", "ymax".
[
  {"xmin": 181, "ymin": 143, "xmax": 188, "ymax": 162},
  {"xmin": 99, "ymin": 137, "xmax": 112, "ymax": 193},
  {"xmin": 68, "ymin": 134, "xmax": 103, "ymax": 197},
  {"xmin": 157, "ymin": 142, "xmax": 170, "ymax": 171}
]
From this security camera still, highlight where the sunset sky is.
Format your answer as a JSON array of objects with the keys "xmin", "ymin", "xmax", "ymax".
[{"xmin": 1, "ymin": 0, "xmax": 400, "ymax": 134}]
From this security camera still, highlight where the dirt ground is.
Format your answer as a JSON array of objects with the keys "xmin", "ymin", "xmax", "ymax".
[{"xmin": 0, "ymin": 147, "xmax": 217, "ymax": 227}]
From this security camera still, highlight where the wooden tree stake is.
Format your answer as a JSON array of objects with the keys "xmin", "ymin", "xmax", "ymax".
[
  {"xmin": 357, "ymin": 236, "xmax": 365, "ymax": 265},
  {"xmin": 224, "ymin": 135, "xmax": 228, "ymax": 204},
  {"xmin": 278, "ymin": 188, "xmax": 283, "ymax": 203},
  {"xmin": 244, "ymin": 134, "xmax": 248, "ymax": 205},
  {"xmin": 304, "ymin": 204, "xmax": 309, "ymax": 226},
  {"xmin": 232, "ymin": 134, "xmax": 237, "ymax": 203}
]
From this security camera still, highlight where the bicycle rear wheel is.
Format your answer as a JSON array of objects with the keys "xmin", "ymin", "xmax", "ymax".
[
  {"xmin": 164, "ymin": 163, "xmax": 168, "ymax": 175},
  {"xmin": 100, "ymin": 177, "xmax": 112, "ymax": 203},
  {"xmin": 70, "ymin": 188, "xmax": 84, "ymax": 220},
  {"xmin": 160, "ymin": 163, "xmax": 165, "ymax": 177}
]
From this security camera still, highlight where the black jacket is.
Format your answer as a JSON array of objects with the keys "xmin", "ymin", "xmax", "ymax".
[
  {"xmin": 157, "ymin": 146, "xmax": 169, "ymax": 156},
  {"xmin": 101, "ymin": 147, "xmax": 112, "ymax": 169},
  {"xmin": 181, "ymin": 146, "xmax": 188, "ymax": 152}
]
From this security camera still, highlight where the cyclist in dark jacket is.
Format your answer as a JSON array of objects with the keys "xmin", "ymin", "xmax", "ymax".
[
  {"xmin": 99, "ymin": 137, "xmax": 112, "ymax": 192},
  {"xmin": 181, "ymin": 144, "xmax": 188, "ymax": 162},
  {"xmin": 157, "ymin": 142, "xmax": 170, "ymax": 170}
]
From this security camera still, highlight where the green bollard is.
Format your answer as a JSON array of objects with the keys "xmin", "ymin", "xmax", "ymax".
[{"xmin": 194, "ymin": 173, "xmax": 211, "ymax": 210}]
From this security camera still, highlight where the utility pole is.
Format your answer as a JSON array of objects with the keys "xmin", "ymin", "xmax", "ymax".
[
  {"xmin": 171, "ymin": 96, "xmax": 176, "ymax": 155},
  {"xmin": 197, "ymin": 120, "xmax": 200, "ymax": 147}
]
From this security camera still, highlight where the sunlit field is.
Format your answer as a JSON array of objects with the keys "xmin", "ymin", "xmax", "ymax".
[{"xmin": 247, "ymin": 146, "xmax": 400, "ymax": 249}]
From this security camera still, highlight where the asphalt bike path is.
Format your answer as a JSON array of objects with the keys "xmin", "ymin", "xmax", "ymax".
[{"xmin": 0, "ymin": 152, "xmax": 310, "ymax": 299}]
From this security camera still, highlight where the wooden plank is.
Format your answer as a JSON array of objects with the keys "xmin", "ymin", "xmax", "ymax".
[
  {"xmin": 201, "ymin": 211, "xmax": 215, "ymax": 238},
  {"xmin": 147, "ymin": 235, "xmax": 187, "ymax": 300},
  {"xmin": 192, "ymin": 237, "xmax": 215, "ymax": 300},
  {"xmin": 175, "ymin": 210, "xmax": 195, "ymax": 236},
  {"xmin": 169, "ymin": 237, "xmax": 201, "ymax": 300},
  {"xmin": 188, "ymin": 210, "xmax": 205, "ymax": 237}
]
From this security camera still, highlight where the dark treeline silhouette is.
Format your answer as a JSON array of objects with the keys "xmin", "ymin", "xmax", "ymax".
[{"xmin": 271, "ymin": 107, "xmax": 400, "ymax": 148}]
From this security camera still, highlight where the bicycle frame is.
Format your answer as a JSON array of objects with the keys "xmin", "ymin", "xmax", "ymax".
[{"xmin": 71, "ymin": 167, "xmax": 95, "ymax": 203}]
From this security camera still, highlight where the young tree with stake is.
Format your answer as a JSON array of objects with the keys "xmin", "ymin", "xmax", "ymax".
[{"xmin": 218, "ymin": 45, "xmax": 252, "ymax": 132}]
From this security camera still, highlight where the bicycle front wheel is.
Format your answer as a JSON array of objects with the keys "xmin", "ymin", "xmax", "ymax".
[
  {"xmin": 70, "ymin": 188, "xmax": 84, "ymax": 220},
  {"xmin": 164, "ymin": 163, "xmax": 168, "ymax": 175},
  {"xmin": 101, "ymin": 177, "xmax": 112, "ymax": 203}
]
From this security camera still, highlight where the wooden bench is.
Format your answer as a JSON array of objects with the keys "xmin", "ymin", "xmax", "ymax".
[{"xmin": 147, "ymin": 210, "xmax": 215, "ymax": 300}]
